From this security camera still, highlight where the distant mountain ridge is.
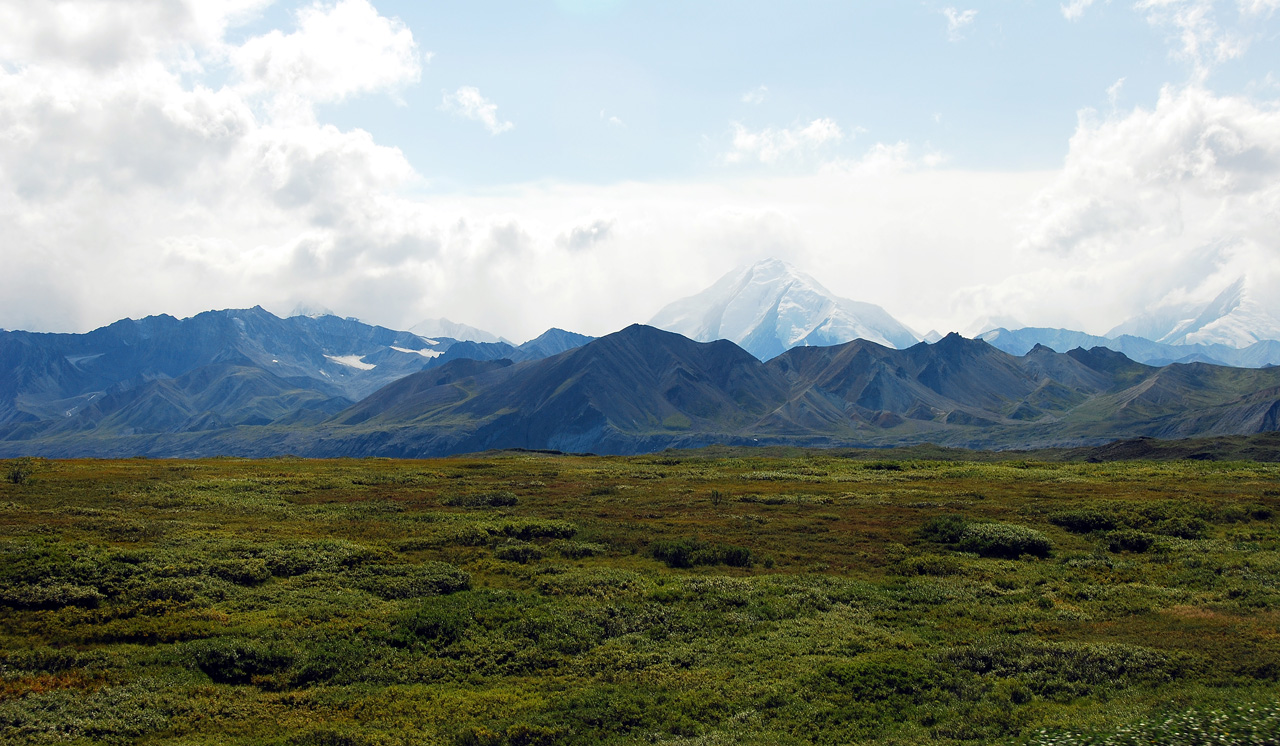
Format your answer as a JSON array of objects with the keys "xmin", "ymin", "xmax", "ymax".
[
  {"xmin": 977, "ymin": 327, "xmax": 1280, "ymax": 368},
  {"xmin": 5, "ymin": 324, "xmax": 1279, "ymax": 458},
  {"xmin": 0, "ymin": 308, "xmax": 591, "ymax": 442},
  {"xmin": 1108, "ymin": 277, "xmax": 1280, "ymax": 348},
  {"xmin": 650, "ymin": 258, "xmax": 918, "ymax": 360}
]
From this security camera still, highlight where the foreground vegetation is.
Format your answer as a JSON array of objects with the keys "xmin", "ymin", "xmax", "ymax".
[{"xmin": 1, "ymin": 451, "xmax": 1278, "ymax": 744}]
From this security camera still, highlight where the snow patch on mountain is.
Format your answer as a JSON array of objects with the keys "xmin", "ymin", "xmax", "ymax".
[
  {"xmin": 325, "ymin": 354, "xmax": 376, "ymax": 371},
  {"xmin": 391, "ymin": 346, "xmax": 443, "ymax": 359},
  {"xmin": 649, "ymin": 258, "xmax": 918, "ymax": 360}
]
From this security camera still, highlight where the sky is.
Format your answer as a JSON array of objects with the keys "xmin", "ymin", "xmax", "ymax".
[{"xmin": 1, "ymin": 0, "xmax": 1279, "ymax": 342}]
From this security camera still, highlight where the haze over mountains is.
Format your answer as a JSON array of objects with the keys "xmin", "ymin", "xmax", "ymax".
[{"xmin": 2, "ymin": 257, "xmax": 1279, "ymax": 458}]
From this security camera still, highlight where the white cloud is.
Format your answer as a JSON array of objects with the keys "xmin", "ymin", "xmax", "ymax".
[
  {"xmin": 232, "ymin": 0, "xmax": 421, "ymax": 107},
  {"xmin": 741, "ymin": 85, "xmax": 768, "ymax": 105},
  {"xmin": 1061, "ymin": 0, "xmax": 1100, "ymax": 21},
  {"xmin": 600, "ymin": 110, "xmax": 624, "ymax": 127},
  {"xmin": 440, "ymin": 86, "xmax": 514, "ymax": 135},
  {"xmin": 942, "ymin": 7, "xmax": 978, "ymax": 41},
  {"xmin": 0, "ymin": 0, "xmax": 270, "ymax": 69},
  {"xmin": 725, "ymin": 118, "xmax": 844, "ymax": 164},
  {"xmin": 958, "ymin": 84, "xmax": 1280, "ymax": 334},
  {"xmin": 1136, "ymin": 0, "xmax": 1250, "ymax": 76}
]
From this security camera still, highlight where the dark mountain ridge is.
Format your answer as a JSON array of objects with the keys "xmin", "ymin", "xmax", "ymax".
[
  {"xmin": 0, "ymin": 308, "xmax": 592, "ymax": 445},
  {"xmin": 2, "ymin": 322, "xmax": 1279, "ymax": 458}
]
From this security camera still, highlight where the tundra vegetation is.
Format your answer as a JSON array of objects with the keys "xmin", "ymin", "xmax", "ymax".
[{"xmin": 0, "ymin": 451, "xmax": 1278, "ymax": 745}]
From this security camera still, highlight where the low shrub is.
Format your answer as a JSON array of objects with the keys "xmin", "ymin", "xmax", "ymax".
[
  {"xmin": 395, "ymin": 601, "xmax": 472, "ymax": 647},
  {"xmin": 357, "ymin": 562, "xmax": 471, "ymax": 599},
  {"xmin": 939, "ymin": 639, "xmax": 1181, "ymax": 701},
  {"xmin": 187, "ymin": 637, "xmax": 295, "ymax": 685},
  {"xmin": 650, "ymin": 538, "xmax": 755, "ymax": 568},
  {"xmin": 957, "ymin": 523, "xmax": 1052, "ymax": 559},
  {"xmin": 920, "ymin": 514, "xmax": 971, "ymax": 544},
  {"xmin": 210, "ymin": 558, "xmax": 271, "ymax": 585},
  {"xmin": 1153, "ymin": 516, "xmax": 1209, "ymax": 540},
  {"xmin": 1106, "ymin": 529, "xmax": 1157, "ymax": 553},
  {"xmin": 0, "ymin": 581, "xmax": 105, "ymax": 609},
  {"xmin": 4, "ymin": 458, "xmax": 37, "ymax": 485},
  {"xmin": 488, "ymin": 520, "xmax": 578, "ymax": 541},
  {"xmin": 1049, "ymin": 509, "xmax": 1118, "ymax": 534},
  {"xmin": 444, "ymin": 491, "xmax": 519, "ymax": 508},
  {"xmin": 494, "ymin": 541, "xmax": 544, "ymax": 564},
  {"xmin": 550, "ymin": 540, "xmax": 607, "ymax": 559}
]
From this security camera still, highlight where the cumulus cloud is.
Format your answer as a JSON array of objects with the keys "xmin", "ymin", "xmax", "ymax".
[
  {"xmin": 0, "ymin": 0, "xmax": 436, "ymax": 333},
  {"xmin": 942, "ymin": 7, "xmax": 978, "ymax": 41},
  {"xmin": 232, "ymin": 0, "xmax": 421, "ymax": 108},
  {"xmin": 961, "ymin": 84, "xmax": 1280, "ymax": 333},
  {"xmin": 725, "ymin": 118, "xmax": 844, "ymax": 164},
  {"xmin": 0, "ymin": 0, "xmax": 269, "ymax": 68},
  {"xmin": 440, "ymin": 86, "xmax": 514, "ymax": 135}
]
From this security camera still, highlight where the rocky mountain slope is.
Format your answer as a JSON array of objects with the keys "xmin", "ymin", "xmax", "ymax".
[{"xmin": 8, "ymin": 325, "xmax": 1278, "ymax": 458}]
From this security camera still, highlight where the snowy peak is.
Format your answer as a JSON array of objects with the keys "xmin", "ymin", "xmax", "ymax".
[
  {"xmin": 649, "ymin": 258, "xmax": 918, "ymax": 360},
  {"xmin": 1110, "ymin": 276, "xmax": 1280, "ymax": 348}
]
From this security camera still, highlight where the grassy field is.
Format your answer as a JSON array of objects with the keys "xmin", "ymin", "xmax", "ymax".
[{"xmin": 1, "ymin": 452, "xmax": 1278, "ymax": 745}]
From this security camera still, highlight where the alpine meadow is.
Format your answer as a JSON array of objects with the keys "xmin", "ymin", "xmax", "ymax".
[
  {"xmin": 6, "ymin": 2, "xmax": 1280, "ymax": 744},
  {"xmin": 3, "ymin": 448, "xmax": 1280, "ymax": 745}
]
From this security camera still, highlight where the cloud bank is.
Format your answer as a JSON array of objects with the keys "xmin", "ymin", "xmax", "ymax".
[{"xmin": 0, "ymin": 0, "xmax": 1278, "ymax": 346}]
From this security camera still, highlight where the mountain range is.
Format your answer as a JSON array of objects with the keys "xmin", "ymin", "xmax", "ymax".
[
  {"xmin": 0, "ymin": 307, "xmax": 591, "ymax": 443},
  {"xmin": 3, "ymin": 259, "xmax": 1280, "ymax": 458},
  {"xmin": 3, "ymin": 323, "xmax": 1279, "ymax": 458}
]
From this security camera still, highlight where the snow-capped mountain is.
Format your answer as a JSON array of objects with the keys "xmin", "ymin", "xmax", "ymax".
[
  {"xmin": 1108, "ymin": 277, "xmax": 1280, "ymax": 348},
  {"xmin": 649, "ymin": 258, "xmax": 918, "ymax": 360},
  {"xmin": 409, "ymin": 318, "xmax": 508, "ymax": 344}
]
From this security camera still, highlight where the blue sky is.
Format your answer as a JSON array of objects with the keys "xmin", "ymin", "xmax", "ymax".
[
  {"xmin": 311, "ymin": 1, "xmax": 1272, "ymax": 183},
  {"xmin": 1, "ymin": 0, "xmax": 1279, "ymax": 341}
]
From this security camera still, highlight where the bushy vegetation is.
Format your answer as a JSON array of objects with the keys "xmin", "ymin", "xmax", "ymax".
[{"xmin": 0, "ymin": 453, "xmax": 1277, "ymax": 744}]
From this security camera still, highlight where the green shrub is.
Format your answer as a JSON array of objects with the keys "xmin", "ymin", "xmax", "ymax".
[
  {"xmin": 1153, "ymin": 516, "xmax": 1209, "ymax": 540},
  {"xmin": 491, "ymin": 520, "xmax": 577, "ymax": 540},
  {"xmin": 650, "ymin": 538, "xmax": 755, "ymax": 568},
  {"xmin": 939, "ymin": 639, "xmax": 1181, "ymax": 701},
  {"xmin": 187, "ymin": 637, "xmax": 295, "ymax": 684},
  {"xmin": 956, "ymin": 523, "xmax": 1051, "ymax": 559},
  {"xmin": 896, "ymin": 554, "xmax": 964, "ymax": 576},
  {"xmin": 920, "ymin": 514, "xmax": 971, "ymax": 544},
  {"xmin": 356, "ymin": 562, "xmax": 471, "ymax": 599},
  {"xmin": 395, "ymin": 601, "xmax": 472, "ymax": 647},
  {"xmin": 289, "ymin": 636, "xmax": 372, "ymax": 686},
  {"xmin": 0, "ymin": 581, "xmax": 105, "ymax": 609},
  {"xmin": 210, "ymin": 558, "xmax": 272, "ymax": 585},
  {"xmin": 550, "ymin": 540, "xmax": 607, "ymax": 559},
  {"xmin": 444, "ymin": 491, "xmax": 519, "ymax": 508},
  {"xmin": 494, "ymin": 541, "xmax": 544, "ymax": 564},
  {"xmin": 1049, "ymin": 509, "xmax": 1118, "ymax": 534},
  {"xmin": 4, "ymin": 457, "xmax": 37, "ymax": 485},
  {"xmin": 1107, "ymin": 529, "xmax": 1157, "ymax": 553}
]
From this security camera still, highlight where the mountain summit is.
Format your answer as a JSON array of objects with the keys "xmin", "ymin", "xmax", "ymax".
[
  {"xmin": 649, "ymin": 258, "xmax": 919, "ymax": 360},
  {"xmin": 1108, "ymin": 277, "xmax": 1280, "ymax": 348}
]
